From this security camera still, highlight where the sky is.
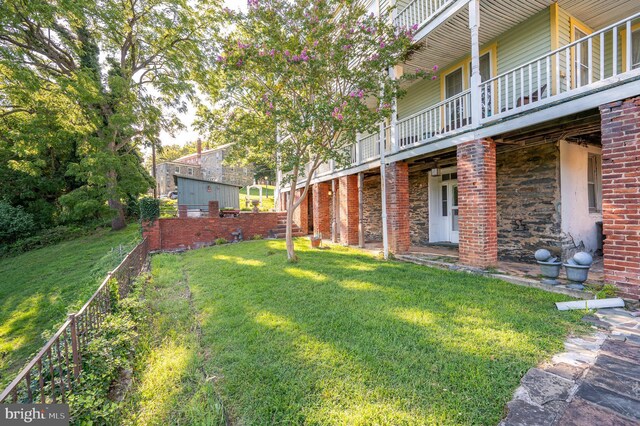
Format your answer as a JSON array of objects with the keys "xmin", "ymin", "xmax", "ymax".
[{"xmin": 157, "ymin": 0, "xmax": 247, "ymax": 148}]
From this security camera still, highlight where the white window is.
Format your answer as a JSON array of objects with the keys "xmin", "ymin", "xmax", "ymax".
[
  {"xmin": 175, "ymin": 166, "xmax": 180, "ymax": 173},
  {"xmin": 187, "ymin": 167, "xmax": 194, "ymax": 176},
  {"xmin": 587, "ymin": 153, "xmax": 602, "ymax": 213}
]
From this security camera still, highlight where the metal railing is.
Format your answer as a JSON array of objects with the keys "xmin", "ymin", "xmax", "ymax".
[
  {"xmin": 395, "ymin": 0, "xmax": 454, "ymax": 32},
  {"xmin": 0, "ymin": 238, "xmax": 150, "ymax": 404},
  {"xmin": 397, "ymin": 89, "xmax": 472, "ymax": 149},
  {"xmin": 481, "ymin": 12, "xmax": 640, "ymax": 121}
]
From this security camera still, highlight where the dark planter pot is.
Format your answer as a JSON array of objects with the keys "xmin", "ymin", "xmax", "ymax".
[{"xmin": 537, "ymin": 261, "xmax": 562, "ymax": 285}]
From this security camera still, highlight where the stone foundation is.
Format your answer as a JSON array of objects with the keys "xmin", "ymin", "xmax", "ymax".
[
  {"xmin": 409, "ymin": 170, "xmax": 429, "ymax": 246},
  {"xmin": 496, "ymin": 142, "xmax": 562, "ymax": 261},
  {"xmin": 362, "ymin": 174, "xmax": 382, "ymax": 242}
]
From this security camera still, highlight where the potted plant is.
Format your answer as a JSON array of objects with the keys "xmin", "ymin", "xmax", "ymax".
[{"xmin": 310, "ymin": 233, "xmax": 322, "ymax": 248}]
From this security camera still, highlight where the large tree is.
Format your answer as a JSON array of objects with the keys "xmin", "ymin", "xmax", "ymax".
[
  {"xmin": 201, "ymin": 0, "xmax": 434, "ymax": 261},
  {"xmin": 0, "ymin": 0, "xmax": 217, "ymax": 229}
]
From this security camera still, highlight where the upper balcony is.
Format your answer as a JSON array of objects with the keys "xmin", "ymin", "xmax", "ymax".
[{"xmin": 301, "ymin": 3, "xmax": 640, "ymax": 185}]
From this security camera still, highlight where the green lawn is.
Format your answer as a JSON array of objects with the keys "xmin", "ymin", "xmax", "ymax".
[
  {"xmin": 240, "ymin": 185, "xmax": 276, "ymax": 211},
  {"xmin": 134, "ymin": 240, "xmax": 586, "ymax": 425},
  {"xmin": 0, "ymin": 224, "xmax": 140, "ymax": 388}
]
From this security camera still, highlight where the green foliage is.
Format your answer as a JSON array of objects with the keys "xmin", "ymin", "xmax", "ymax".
[
  {"xmin": 0, "ymin": 201, "xmax": 36, "ymax": 243},
  {"xmin": 0, "ymin": 224, "xmax": 140, "ymax": 387},
  {"xmin": 0, "ymin": 224, "xmax": 93, "ymax": 258},
  {"xmin": 120, "ymin": 256, "xmax": 225, "ymax": 425},
  {"xmin": 197, "ymin": 0, "xmax": 434, "ymax": 259},
  {"xmin": 139, "ymin": 197, "xmax": 161, "ymax": 222},
  {"xmin": 159, "ymin": 198, "xmax": 178, "ymax": 218},
  {"xmin": 252, "ymin": 234, "xmax": 263, "ymax": 240},
  {"xmin": 67, "ymin": 294, "xmax": 144, "ymax": 425},
  {"xmin": 0, "ymin": 0, "xmax": 219, "ymax": 230},
  {"xmin": 215, "ymin": 238, "xmax": 228, "ymax": 245},
  {"xmin": 585, "ymin": 283, "xmax": 619, "ymax": 299}
]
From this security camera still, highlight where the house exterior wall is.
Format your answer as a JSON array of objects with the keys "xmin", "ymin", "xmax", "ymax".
[
  {"xmin": 156, "ymin": 162, "xmax": 203, "ymax": 196},
  {"xmin": 362, "ymin": 174, "xmax": 382, "ymax": 242},
  {"xmin": 409, "ymin": 170, "xmax": 429, "ymax": 246},
  {"xmin": 198, "ymin": 147, "xmax": 253, "ymax": 187},
  {"xmin": 600, "ymin": 97, "xmax": 640, "ymax": 300},
  {"xmin": 559, "ymin": 141, "xmax": 603, "ymax": 255},
  {"xmin": 496, "ymin": 142, "xmax": 562, "ymax": 261}
]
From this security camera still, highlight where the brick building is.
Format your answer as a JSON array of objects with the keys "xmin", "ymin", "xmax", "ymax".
[
  {"xmin": 279, "ymin": 1, "xmax": 640, "ymax": 300},
  {"xmin": 156, "ymin": 142, "xmax": 253, "ymax": 196}
]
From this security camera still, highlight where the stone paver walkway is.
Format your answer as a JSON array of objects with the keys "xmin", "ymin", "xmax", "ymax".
[{"xmin": 500, "ymin": 308, "xmax": 640, "ymax": 425}]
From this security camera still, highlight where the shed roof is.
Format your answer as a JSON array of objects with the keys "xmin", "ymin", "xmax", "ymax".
[{"xmin": 173, "ymin": 175, "xmax": 243, "ymax": 188}]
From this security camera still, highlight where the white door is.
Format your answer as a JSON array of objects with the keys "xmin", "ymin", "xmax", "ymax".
[{"xmin": 429, "ymin": 170, "xmax": 459, "ymax": 244}]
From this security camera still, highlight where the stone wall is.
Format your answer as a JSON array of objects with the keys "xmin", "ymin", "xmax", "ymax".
[
  {"xmin": 409, "ymin": 170, "xmax": 429, "ymax": 246},
  {"xmin": 362, "ymin": 174, "xmax": 382, "ymax": 242},
  {"xmin": 496, "ymin": 142, "xmax": 562, "ymax": 261}
]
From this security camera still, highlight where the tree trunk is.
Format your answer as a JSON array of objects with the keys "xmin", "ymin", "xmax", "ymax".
[
  {"xmin": 285, "ymin": 180, "xmax": 298, "ymax": 262},
  {"xmin": 107, "ymin": 169, "xmax": 126, "ymax": 231}
]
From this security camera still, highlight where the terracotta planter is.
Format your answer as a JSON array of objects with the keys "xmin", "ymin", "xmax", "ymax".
[{"xmin": 310, "ymin": 237, "xmax": 321, "ymax": 248}]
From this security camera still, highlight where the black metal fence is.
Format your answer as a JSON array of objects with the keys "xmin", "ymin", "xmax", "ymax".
[{"xmin": 0, "ymin": 238, "xmax": 149, "ymax": 404}]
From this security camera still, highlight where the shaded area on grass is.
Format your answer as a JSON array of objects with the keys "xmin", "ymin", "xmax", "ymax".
[
  {"xmin": 0, "ymin": 224, "xmax": 140, "ymax": 388},
  {"xmin": 147, "ymin": 240, "xmax": 587, "ymax": 425},
  {"xmin": 120, "ymin": 254, "xmax": 224, "ymax": 426}
]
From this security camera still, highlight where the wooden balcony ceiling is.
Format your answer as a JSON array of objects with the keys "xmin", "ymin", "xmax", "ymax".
[{"xmin": 405, "ymin": 0, "xmax": 640, "ymax": 71}]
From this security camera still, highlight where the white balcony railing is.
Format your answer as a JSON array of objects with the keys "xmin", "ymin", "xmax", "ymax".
[
  {"xmin": 481, "ymin": 12, "xmax": 640, "ymax": 121},
  {"xmin": 395, "ymin": 0, "xmax": 454, "ymax": 32},
  {"xmin": 397, "ymin": 89, "xmax": 471, "ymax": 149}
]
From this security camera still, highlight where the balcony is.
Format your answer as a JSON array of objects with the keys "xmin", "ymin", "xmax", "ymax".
[
  {"xmin": 395, "ymin": 0, "xmax": 458, "ymax": 32},
  {"xmin": 480, "ymin": 11, "xmax": 640, "ymax": 123},
  {"xmin": 283, "ymin": 10, "xmax": 640, "ymax": 190}
]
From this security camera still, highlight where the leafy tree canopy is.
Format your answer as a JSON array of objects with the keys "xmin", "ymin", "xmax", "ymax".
[
  {"xmin": 0, "ymin": 0, "xmax": 219, "ymax": 230},
  {"xmin": 197, "ymin": 0, "xmax": 434, "ymax": 260}
]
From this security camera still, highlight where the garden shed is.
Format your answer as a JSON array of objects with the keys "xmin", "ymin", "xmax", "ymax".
[{"xmin": 174, "ymin": 175, "xmax": 241, "ymax": 210}]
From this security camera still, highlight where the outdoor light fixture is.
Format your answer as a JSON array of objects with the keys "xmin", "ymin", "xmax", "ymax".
[
  {"xmin": 431, "ymin": 167, "xmax": 440, "ymax": 177},
  {"xmin": 328, "ymin": 190, "xmax": 333, "ymax": 196}
]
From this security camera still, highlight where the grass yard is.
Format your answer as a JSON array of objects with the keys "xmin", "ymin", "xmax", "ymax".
[
  {"xmin": 240, "ymin": 185, "xmax": 275, "ymax": 211},
  {"xmin": 135, "ymin": 239, "xmax": 587, "ymax": 425},
  {"xmin": 0, "ymin": 224, "xmax": 140, "ymax": 388}
]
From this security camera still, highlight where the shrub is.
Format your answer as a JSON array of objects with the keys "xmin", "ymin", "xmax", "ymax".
[
  {"xmin": 252, "ymin": 234, "xmax": 263, "ymax": 240},
  {"xmin": 139, "ymin": 197, "xmax": 160, "ymax": 222},
  {"xmin": 0, "ymin": 201, "xmax": 36, "ymax": 244},
  {"xmin": 215, "ymin": 238, "xmax": 228, "ymax": 245}
]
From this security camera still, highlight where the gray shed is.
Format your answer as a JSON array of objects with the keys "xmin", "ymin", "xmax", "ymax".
[{"xmin": 174, "ymin": 176, "xmax": 241, "ymax": 210}]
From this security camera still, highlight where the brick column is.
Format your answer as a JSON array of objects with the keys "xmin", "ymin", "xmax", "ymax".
[
  {"xmin": 600, "ymin": 97, "xmax": 640, "ymax": 300},
  {"xmin": 386, "ymin": 161, "xmax": 410, "ymax": 253},
  {"xmin": 208, "ymin": 201, "xmax": 219, "ymax": 217},
  {"xmin": 292, "ymin": 189, "xmax": 309, "ymax": 234},
  {"xmin": 312, "ymin": 182, "xmax": 331, "ymax": 237},
  {"xmin": 338, "ymin": 175, "xmax": 359, "ymax": 245},
  {"xmin": 457, "ymin": 139, "xmax": 498, "ymax": 268},
  {"xmin": 178, "ymin": 205, "xmax": 188, "ymax": 218}
]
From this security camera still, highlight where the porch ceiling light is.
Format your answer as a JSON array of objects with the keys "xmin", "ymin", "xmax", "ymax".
[{"xmin": 431, "ymin": 167, "xmax": 440, "ymax": 177}]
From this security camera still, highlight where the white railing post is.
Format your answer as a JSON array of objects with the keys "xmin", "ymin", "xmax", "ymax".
[{"xmin": 469, "ymin": 0, "xmax": 481, "ymax": 126}]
